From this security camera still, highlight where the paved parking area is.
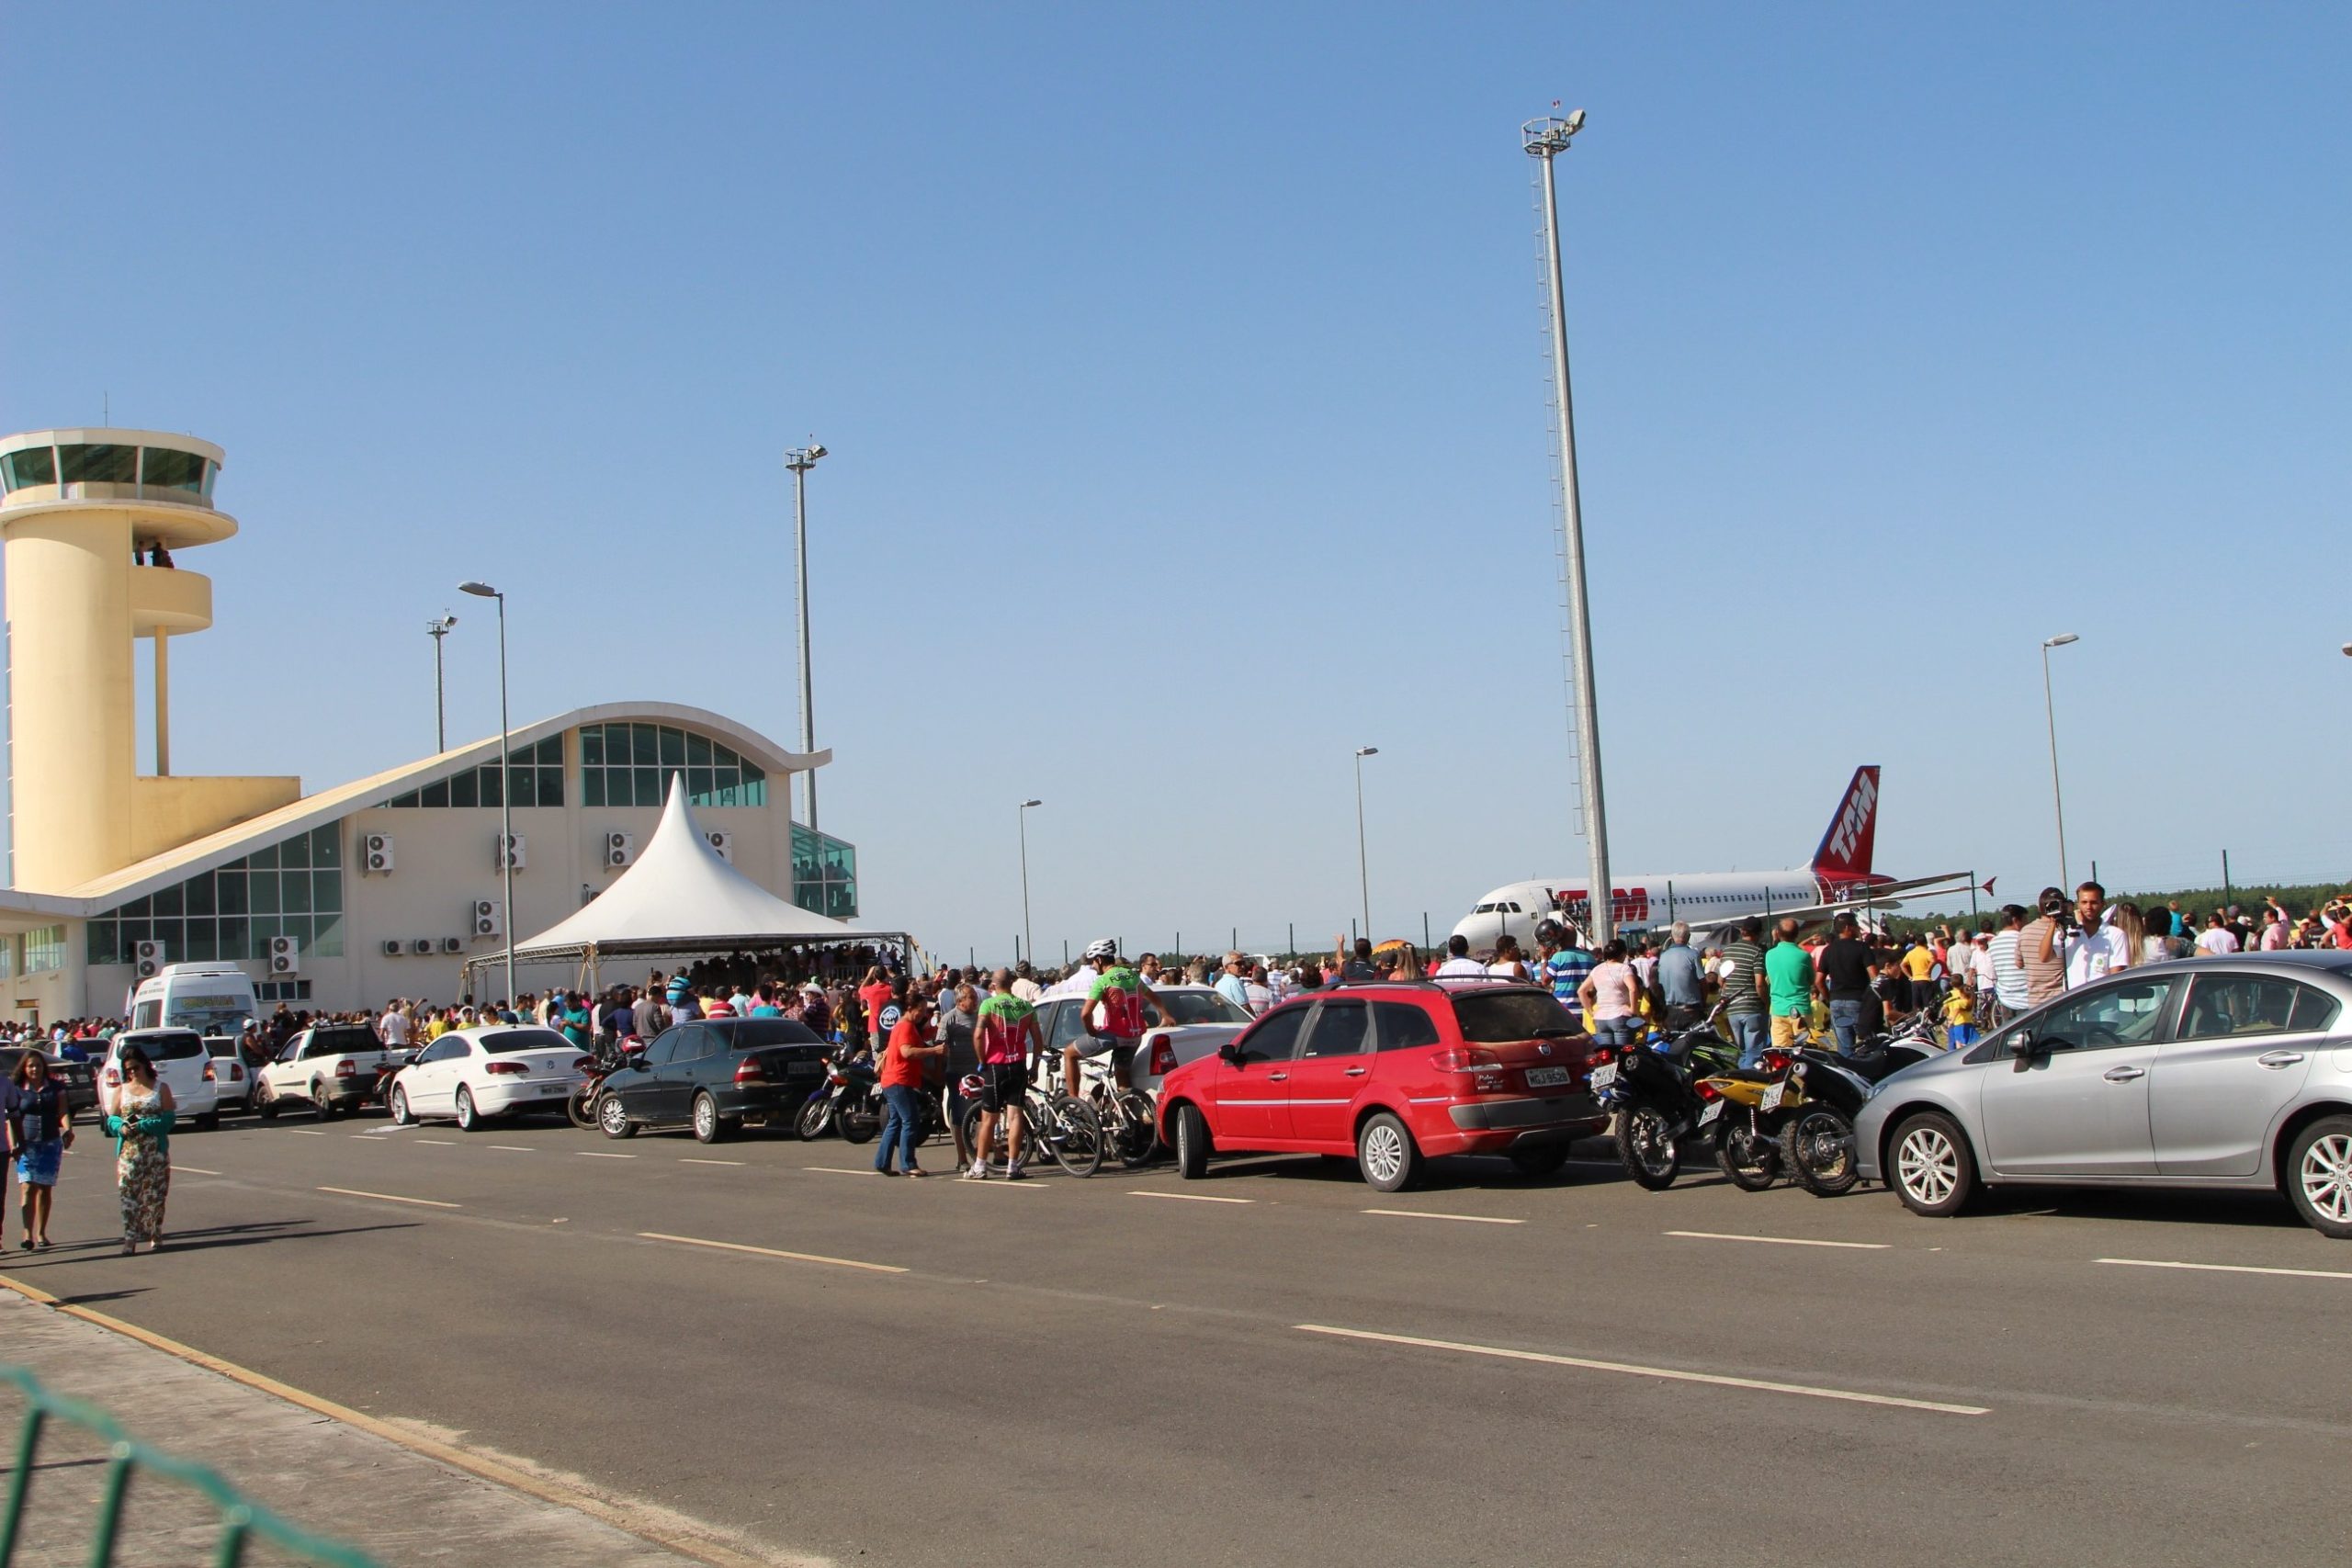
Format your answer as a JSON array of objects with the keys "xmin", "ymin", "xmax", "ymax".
[{"xmin": 5, "ymin": 1111, "xmax": 2347, "ymax": 1566}]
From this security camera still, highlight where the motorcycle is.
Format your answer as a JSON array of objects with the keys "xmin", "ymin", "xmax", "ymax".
[
  {"xmin": 370, "ymin": 1048, "xmax": 420, "ymax": 1111},
  {"xmin": 1695, "ymin": 1040, "xmax": 1886, "ymax": 1196},
  {"xmin": 566, "ymin": 1037, "xmax": 637, "ymax": 1131},
  {"xmin": 1589, "ymin": 1010, "xmax": 1744, "ymax": 1190},
  {"xmin": 1771, "ymin": 1033, "xmax": 1925, "ymax": 1196},
  {"xmin": 797, "ymin": 1044, "xmax": 882, "ymax": 1144}
]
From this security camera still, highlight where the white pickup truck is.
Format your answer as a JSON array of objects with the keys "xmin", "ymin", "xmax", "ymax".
[{"xmin": 255, "ymin": 1023, "xmax": 404, "ymax": 1120}]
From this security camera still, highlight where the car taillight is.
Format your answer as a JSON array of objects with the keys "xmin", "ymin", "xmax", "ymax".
[
  {"xmin": 229, "ymin": 1062, "xmax": 243, "ymax": 1081},
  {"xmin": 104, "ymin": 1068, "xmax": 119, "ymax": 1087},
  {"xmin": 1148, "ymin": 1038, "xmax": 1176, "ymax": 1077},
  {"xmin": 484, "ymin": 1060, "xmax": 527, "ymax": 1076},
  {"xmin": 734, "ymin": 1057, "xmax": 767, "ymax": 1084},
  {"xmin": 1430, "ymin": 1047, "xmax": 1502, "ymax": 1073},
  {"xmin": 571, "ymin": 1055, "xmax": 594, "ymax": 1072},
  {"xmin": 202, "ymin": 1060, "xmax": 217, "ymax": 1082},
  {"xmin": 334, "ymin": 1059, "xmax": 356, "ymax": 1077}
]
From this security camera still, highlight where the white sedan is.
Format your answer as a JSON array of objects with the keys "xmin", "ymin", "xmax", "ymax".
[{"xmin": 387, "ymin": 1025, "xmax": 592, "ymax": 1132}]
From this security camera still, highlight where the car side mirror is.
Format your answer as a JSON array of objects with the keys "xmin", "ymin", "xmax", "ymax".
[
  {"xmin": 2007, "ymin": 1033, "xmax": 2039, "ymax": 1069},
  {"xmin": 1217, "ymin": 1042, "xmax": 1243, "ymax": 1066}
]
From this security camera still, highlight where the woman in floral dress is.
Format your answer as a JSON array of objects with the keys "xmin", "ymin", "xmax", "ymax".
[{"xmin": 105, "ymin": 1045, "xmax": 175, "ymax": 1255}]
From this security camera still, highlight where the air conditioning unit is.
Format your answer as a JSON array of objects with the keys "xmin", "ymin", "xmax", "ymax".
[
  {"xmin": 439, "ymin": 936, "xmax": 464, "ymax": 954},
  {"xmin": 134, "ymin": 940, "xmax": 167, "ymax": 979},
  {"xmin": 495, "ymin": 831, "xmax": 526, "ymax": 870},
  {"xmin": 705, "ymin": 830, "xmax": 734, "ymax": 863},
  {"xmin": 605, "ymin": 830, "xmax": 636, "ymax": 868},
  {"xmin": 363, "ymin": 832, "xmax": 395, "ymax": 873},
  {"xmin": 473, "ymin": 899, "xmax": 503, "ymax": 938},
  {"xmin": 381, "ymin": 939, "xmax": 404, "ymax": 958},
  {"xmin": 268, "ymin": 935, "xmax": 301, "ymax": 976},
  {"xmin": 410, "ymin": 938, "xmax": 435, "ymax": 956}
]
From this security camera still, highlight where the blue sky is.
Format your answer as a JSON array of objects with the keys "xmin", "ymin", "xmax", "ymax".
[{"xmin": 5, "ymin": 3, "xmax": 2346, "ymax": 958}]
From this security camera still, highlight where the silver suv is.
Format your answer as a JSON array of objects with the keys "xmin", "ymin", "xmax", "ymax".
[{"xmin": 1856, "ymin": 953, "xmax": 2352, "ymax": 1235}]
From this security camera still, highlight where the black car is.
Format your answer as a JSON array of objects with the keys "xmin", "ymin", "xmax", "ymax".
[
  {"xmin": 596, "ymin": 1018, "xmax": 833, "ymax": 1143},
  {"xmin": 0, "ymin": 1046, "xmax": 98, "ymax": 1115}
]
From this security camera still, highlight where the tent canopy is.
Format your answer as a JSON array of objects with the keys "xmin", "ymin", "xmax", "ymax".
[{"xmin": 503, "ymin": 774, "xmax": 888, "ymax": 963}]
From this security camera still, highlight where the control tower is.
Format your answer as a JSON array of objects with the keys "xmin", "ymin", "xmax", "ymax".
[{"xmin": 0, "ymin": 430, "xmax": 299, "ymax": 891}]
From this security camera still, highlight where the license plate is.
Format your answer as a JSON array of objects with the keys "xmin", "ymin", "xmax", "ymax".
[
  {"xmin": 1759, "ymin": 1080, "xmax": 1786, "ymax": 1113},
  {"xmin": 1586, "ymin": 1062, "xmax": 1618, "ymax": 1091},
  {"xmin": 1526, "ymin": 1066, "xmax": 1570, "ymax": 1088},
  {"xmin": 1699, "ymin": 1100, "xmax": 1723, "ymax": 1125}
]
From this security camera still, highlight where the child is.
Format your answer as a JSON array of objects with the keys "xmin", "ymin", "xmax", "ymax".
[{"xmin": 1941, "ymin": 980, "xmax": 1977, "ymax": 1049}]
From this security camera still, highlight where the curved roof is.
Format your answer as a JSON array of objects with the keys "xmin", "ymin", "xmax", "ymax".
[
  {"xmin": 59, "ymin": 701, "xmax": 830, "ymax": 908},
  {"xmin": 505, "ymin": 773, "xmax": 864, "ymax": 959}
]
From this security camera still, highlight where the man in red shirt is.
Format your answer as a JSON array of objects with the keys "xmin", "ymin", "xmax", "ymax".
[{"xmin": 874, "ymin": 997, "xmax": 941, "ymax": 1178}]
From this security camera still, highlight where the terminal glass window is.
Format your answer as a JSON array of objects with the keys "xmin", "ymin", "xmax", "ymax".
[
  {"xmin": 23, "ymin": 926, "xmax": 63, "ymax": 973},
  {"xmin": 86, "ymin": 825, "xmax": 345, "ymax": 965},
  {"xmin": 382, "ymin": 736, "xmax": 563, "ymax": 808},
  {"xmin": 57, "ymin": 444, "xmax": 139, "ymax": 484},
  {"xmin": 0, "ymin": 447, "xmax": 55, "ymax": 491},
  {"xmin": 579, "ymin": 722, "xmax": 766, "ymax": 808},
  {"xmin": 791, "ymin": 824, "xmax": 857, "ymax": 920}
]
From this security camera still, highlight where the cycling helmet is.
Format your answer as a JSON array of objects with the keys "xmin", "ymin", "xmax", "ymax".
[{"xmin": 1084, "ymin": 938, "xmax": 1117, "ymax": 962}]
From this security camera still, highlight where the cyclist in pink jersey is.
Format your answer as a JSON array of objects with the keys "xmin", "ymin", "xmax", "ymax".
[{"xmin": 1063, "ymin": 938, "xmax": 1171, "ymax": 1100}]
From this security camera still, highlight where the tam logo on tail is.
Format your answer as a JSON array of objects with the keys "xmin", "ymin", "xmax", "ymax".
[{"xmin": 1810, "ymin": 766, "xmax": 1881, "ymax": 882}]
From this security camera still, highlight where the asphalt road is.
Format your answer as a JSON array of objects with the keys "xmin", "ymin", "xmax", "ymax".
[{"xmin": 5, "ymin": 1106, "xmax": 2348, "ymax": 1567}]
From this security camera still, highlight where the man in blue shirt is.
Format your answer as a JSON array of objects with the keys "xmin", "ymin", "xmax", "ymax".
[
  {"xmin": 1654, "ymin": 922, "xmax": 1706, "ymax": 1032},
  {"xmin": 1537, "ymin": 921, "xmax": 1593, "ymax": 1011}
]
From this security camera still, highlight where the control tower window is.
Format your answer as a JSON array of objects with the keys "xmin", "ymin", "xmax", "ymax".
[
  {"xmin": 139, "ymin": 447, "xmax": 209, "ymax": 494},
  {"xmin": 58, "ymin": 444, "xmax": 138, "ymax": 484},
  {"xmin": 0, "ymin": 447, "xmax": 55, "ymax": 491}
]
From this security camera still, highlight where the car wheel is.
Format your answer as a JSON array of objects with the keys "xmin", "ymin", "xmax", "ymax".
[
  {"xmin": 455, "ymin": 1087, "xmax": 481, "ymax": 1133},
  {"xmin": 194, "ymin": 1111, "xmax": 220, "ymax": 1132},
  {"xmin": 2286, "ymin": 1114, "xmax": 2352, "ymax": 1239},
  {"xmin": 1356, "ymin": 1111, "xmax": 1421, "ymax": 1193},
  {"xmin": 312, "ymin": 1082, "xmax": 337, "ymax": 1122},
  {"xmin": 255, "ymin": 1081, "xmax": 279, "ymax": 1121},
  {"xmin": 692, "ymin": 1091, "xmax": 731, "ymax": 1145},
  {"xmin": 1618, "ymin": 1106, "xmax": 1681, "ymax": 1190},
  {"xmin": 1507, "ymin": 1145, "xmax": 1569, "ymax": 1179},
  {"xmin": 390, "ymin": 1086, "xmax": 414, "ymax": 1126},
  {"xmin": 1890, "ymin": 1111, "xmax": 1975, "ymax": 1218},
  {"xmin": 599, "ymin": 1091, "xmax": 637, "ymax": 1139},
  {"xmin": 1173, "ymin": 1104, "xmax": 1212, "ymax": 1179}
]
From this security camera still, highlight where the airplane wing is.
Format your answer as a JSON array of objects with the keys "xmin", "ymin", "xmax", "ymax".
[{"xmin": 1679, "ymin": 872, "xmax": 1992, "ymax": 935}]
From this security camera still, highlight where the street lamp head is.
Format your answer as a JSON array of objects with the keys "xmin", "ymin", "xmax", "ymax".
[
  {"xmin": 427, "ymin": 613, "xmax": 457, "ymax": 634},
  {"xmin": 1565, "ymin": 107, "xmax": 1586, "ymax": 135},
  {"xmin": 2043, "ymin": 633, "xmax": 2080, "ymax": 649},
  {"xmin": 1021, "ymin": 798, "xmax": 1042, "ymax": 808},
  {"xmin": 785, "ymin": 442, "xmax": 828, "ymax": 472},
  {"xmin": 1355, "ymin": 747, "xmax": 1379, "ymax": 757},
  {"xmin": 458, "ymin": 581, "xmax": 501, "ymax": 600}
]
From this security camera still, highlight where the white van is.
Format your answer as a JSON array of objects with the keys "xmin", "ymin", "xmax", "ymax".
[{"xmin": 127, "ymin": 964, "xmax": 260, "ymax": 1039}]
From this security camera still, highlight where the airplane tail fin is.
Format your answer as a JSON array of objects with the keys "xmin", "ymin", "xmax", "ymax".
[{"xmin": 1809, "ymin": 766, "xmax": 1882, "ymax": 882}]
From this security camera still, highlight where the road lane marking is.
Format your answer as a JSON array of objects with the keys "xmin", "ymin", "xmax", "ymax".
[
  {"xmin": 174, "ymin": 1166, "xmax": 222, "ymax": 1176},
  {"xmin": 802, "ymin": 1167, "xmax": 873, "ymax": 1176},
  {"xmin": 1666, "ymin": 1230, "xmax": 1890, "ymax": 1250},
  {"xmin": 1130, "ymin": 1190, "xmax": 1254, "ymax": 1204},
  {"xmin": 637, "ymin": 1232, "xmax": 906, "ymax": 1275},
  {"xmin": 1295, "ymin": 1325, "xmax": 1988, "ymax": 1416},
  {"xmin": 488, "ymin": 1145, "xmax": 535, "ymax": 1153},
  {"xmin": 1363, "ymin": 1208, "xmax": 1523, "ymax": 1225},
  {"xmin": 576, "ymin": 1151, "xmax": 635, "ymax": 1159},
  {"xmin": 415, "ymin": 1139, "xmax": 457, "ymax": 1146},
  {"xmin": 316, "ymin": 1186, "xmax": 459, "ymax": 1209},
  {"xmin": 679, "ymin": 1157, "xmax": 743, "ymax": 1167},
  {"xmin": 2098, "ymin": 1257, "xmax": 2352, "ymax": 1281}
]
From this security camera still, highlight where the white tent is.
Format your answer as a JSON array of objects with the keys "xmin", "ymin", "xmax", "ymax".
[{"xmin": 474, "ymin": 774, "xmax": 908, "ymax": 989}]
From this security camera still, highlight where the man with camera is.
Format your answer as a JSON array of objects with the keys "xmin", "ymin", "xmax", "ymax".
[{"xmin": 2033, "ymin": 880, "xmax": 2130, "ymax": 988}]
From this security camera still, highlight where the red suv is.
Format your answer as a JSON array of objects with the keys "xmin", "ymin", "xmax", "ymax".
[{"xmin": 1155, "ymin": 980, "xmax": 1601, "ymax": 1191}]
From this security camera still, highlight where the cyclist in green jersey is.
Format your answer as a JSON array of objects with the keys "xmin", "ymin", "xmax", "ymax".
[{"xmin": 1064, "ymin": 937, "xmax": 1172, "ymax": 1100}]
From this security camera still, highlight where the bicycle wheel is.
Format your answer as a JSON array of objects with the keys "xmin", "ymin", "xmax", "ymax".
[
  {"xmin": 1047, "ymin": 1098, "xmax": 1104, "ymax": 1178},
  {"xmin": 1114, "ymin": 1092, "xmax": 1159, "ymax": 1168}
]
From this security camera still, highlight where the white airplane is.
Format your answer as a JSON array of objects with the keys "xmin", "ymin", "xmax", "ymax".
[{"xmin": 1450, "ymin": 766, "xmax": 1988, "ymax": 951}]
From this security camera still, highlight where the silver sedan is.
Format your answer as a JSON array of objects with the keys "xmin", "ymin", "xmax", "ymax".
[{"xmin": 1854, "ymin": 952, "xmax": 2352, "ymax": 1236}]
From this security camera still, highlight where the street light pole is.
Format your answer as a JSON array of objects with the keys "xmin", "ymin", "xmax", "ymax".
[
  {"xmin": 785, "ymin": 441, "xmax": 829, "ymax": 831},
  {"xmin": 1352, "ymin": 748, "xmax": 1378, "ymax": 943},
  {"xmin": 460, "ymin": 581, "xmax": 514, "ymax": 1006},
  {"xmin": 1018, "ymin": 799, "xmax": 1042, "ymax": 966},
  {"xmin": 2041, "ymin": 633, "xmax": 2080, "ymax": 889},
  {"xmin": 426, "ymin": 613, "xmax": 457, "ymax": 753},
  {"xmin": 1524, "ymin": 108, "xmax": 1614, "ymax": 944}
]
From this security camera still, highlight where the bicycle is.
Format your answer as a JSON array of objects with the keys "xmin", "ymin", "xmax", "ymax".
[
  {"xmin": 954, "ymin": 1067, "xmax": 1103, "ymax": 1178},
  {"xmin": 1060, "ymin": 1051, "xmax": 1158, "ymax": 1169}
]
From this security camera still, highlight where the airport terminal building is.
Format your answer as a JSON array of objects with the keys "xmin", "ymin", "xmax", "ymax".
[{"xmin": 0, "ymin": 427, "xmax": 858, "ymax": 1020}]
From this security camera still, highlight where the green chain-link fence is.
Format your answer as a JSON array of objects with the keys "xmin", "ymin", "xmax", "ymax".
[{"xmin": 1, "ymin": 1364, "xmax": 379, "ymax": 1567}]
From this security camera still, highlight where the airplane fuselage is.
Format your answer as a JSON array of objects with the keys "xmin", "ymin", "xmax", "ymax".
[{"xmin": 1453, "ymin": 870, "xmax": 1897, "ymax": 951}]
